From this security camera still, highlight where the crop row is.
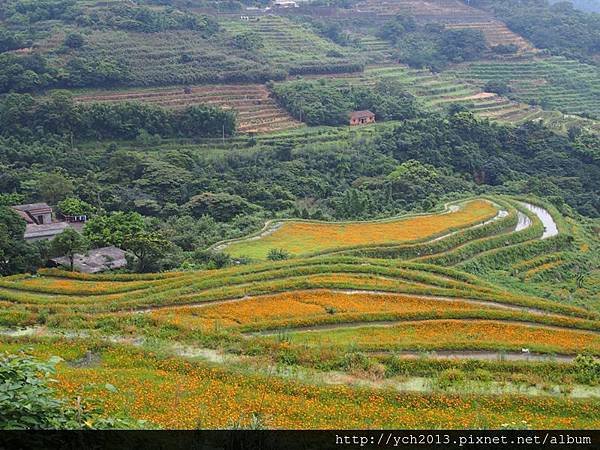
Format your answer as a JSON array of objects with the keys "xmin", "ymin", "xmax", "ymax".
[
  {"xmin": 148, "ymin": 290, "xmax": 599, "ymax": 334},
  {"xmin": 74, "ymin": 84, "xmax": 302, "ymax": 134},
  {"xmin": 1, "ymin": 256, "xmax": 597, "ymax": 321},
  {"xmin": 278, "ymin": 319, "xmax": 600, "ymax": 355}
]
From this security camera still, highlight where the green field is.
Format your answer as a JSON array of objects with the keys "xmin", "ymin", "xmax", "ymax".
[{"xmin": 453, "ymin": 57, "xmax": 600, "ymax": 119}]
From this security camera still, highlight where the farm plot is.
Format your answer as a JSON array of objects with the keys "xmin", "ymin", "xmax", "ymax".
[
  {"xmin": 352, "ymin": 0, "xmax": 535, "ymax": 53},
  {"xmin": 75, "ymin": 84, "xmax": 302, "ymax": 134},
  {"xmin": 445, "ymin": 21, "xmax": 536, "ymax": 55},
  {"xmin": 299, "ymin": 65, "xmax": 599, "ymax": 134},
  {"xmin": 279, "ymin": 319, "xmax": 600, "ymax": 355},
  {"xmin": 148, "ymin": 289, "xmax": 598, "ymax": 334},
  {"xmin": 2, "ymin": 340, "xmax": 598, "ymax": 429},
  {"xmin": 75, "ymin": 29, "xmax": 278, "ymax": 86},
  {"xmin": 222, "ymin": 199, "xmax": 498, "ymax": 259},
  {"xmin": 452, "ymin": 57, "xmax": 600, "ymax": 119},
  {"xmin": 219, "ymin": 15, "xmax": 364, "ymax": 75}
]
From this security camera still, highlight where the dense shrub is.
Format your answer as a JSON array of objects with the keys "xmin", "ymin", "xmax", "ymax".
[{"xmin": 0, "ymin": 93, "xmax": 236, "ymax": 140}]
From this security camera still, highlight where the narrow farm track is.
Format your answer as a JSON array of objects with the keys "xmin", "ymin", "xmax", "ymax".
[{"xmin": 381, "ymin": 350, "xmax": 576, "ymax": 363}]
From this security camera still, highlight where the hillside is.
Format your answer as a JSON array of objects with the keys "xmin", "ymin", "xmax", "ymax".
[
  {"xmin": 1, "ymin": 0, "xmax": 599, "ymax": 434},
  {"xmin": 1, "ymin": 196, "xmax": 599, "ymax": 428}
]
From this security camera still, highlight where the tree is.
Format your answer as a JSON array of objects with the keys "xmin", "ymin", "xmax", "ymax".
[
  {"xmin": 64, "ymin": 33, "xmax": 85, "ymax": 49},
  {"xmin": 49, "ymin": 228, "xmax": 88, "ymax": 271},
  {"xmin": 37, "ymin": 172, "xmax": 74, "ymax": 205},
  {"xmin": 184, "ymin": 192, "xmax": 259, "ymax": 222},
  {"xmin": 123, "ymin": 231, "xmax": 170, "ymax": 272},
  {"xmin": 57, "ymin": 197, "xmax": 94, "ymax": 217},
  {"xmin": 231, "ymin": 32, "xmax": 264, "ymax": 51},
  {"xmin": 0, "ymin": 206, "xmax": 43, "ymax": 276},
  {"xmin": 84, "ymin": 212, "xmax": 145, "ymax": 247}
]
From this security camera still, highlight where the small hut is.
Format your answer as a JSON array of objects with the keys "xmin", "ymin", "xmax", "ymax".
[{"xmin": 349, "ymin": 110, "xmax": 375, "ymax": 126}]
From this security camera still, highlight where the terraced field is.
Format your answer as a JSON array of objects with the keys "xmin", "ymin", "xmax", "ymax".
[
  {"xmin": 221, "ymin": 199, "xmax": 499, "ymax": 259},
  {"xmin": 1, "ymin": 195, "xmax": 598, "ymax": 428},
  {"xmin": 351, "ymin": 0, "xmax": 536, "ymax": 54},
  {"xmin": 74, "ymin": 84, "xmax": 302, "ymax": 134},
  {"xmin": 219, "ymin": 15, "xmax": 364, "ymax": 75},
  {"xmin": 299, "ymin": 65, "xmax": 600, "ymax": 134},
  {"xmin": 77, "ymin": 29, "xmax": 276, "ymax": 86},
  {"xmin": 452, "ymin": 57, "xmax": 600, "ymax": 119}
]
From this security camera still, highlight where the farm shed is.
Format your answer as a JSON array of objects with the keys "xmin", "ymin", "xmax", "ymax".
[
  {"xmin": 349, "ymin": 110, "xmax": 376, "ymax": 126},
  {"xmin": 12, "ymin": 203, "xmax": 53, "ymax": 225},
  {"xmin": 49, "ymin": 246, "xmax": 128, "ymax": 274}
]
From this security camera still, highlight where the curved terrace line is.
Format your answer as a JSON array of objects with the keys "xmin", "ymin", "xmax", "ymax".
[
  {"xmin": 211, "ymin": 198, "xmax": 498, "ymax": 254},
  {"xmin": 0, "ymin": 327, "xmax": 581, "ymax": 366},
  {"xmin": 248, "ymin": 317, "xmax": 600, "ymax": 337},
  {"xmin": 375, "ymin": 350, "xmax": 576, "ymax": 363},
  {"xmin": 519, "ymin": 201, "xmax": 559, "ymax": 239},
  {"xmin": 138, "ymin": 289, "xmax": 598, "ymax": 328}
]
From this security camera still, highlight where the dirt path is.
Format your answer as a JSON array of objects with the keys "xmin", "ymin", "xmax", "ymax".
[{"xmin": 383, "ymin": 350, "xmax": 575, "ymax": 363}]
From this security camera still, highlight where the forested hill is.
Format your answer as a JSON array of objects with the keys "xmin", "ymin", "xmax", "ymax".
[
  {"xmin": 551, "ymin": 0, "xmax": 600, "ymax": 13},
  {"xmin": 468, "ymin": 0, "xmax": 600, "ymax": 63}
]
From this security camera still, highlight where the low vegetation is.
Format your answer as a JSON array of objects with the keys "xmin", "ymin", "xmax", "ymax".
[{"xmin": 1, "ymin": 0, "xmax": 599, "ymax": 432}]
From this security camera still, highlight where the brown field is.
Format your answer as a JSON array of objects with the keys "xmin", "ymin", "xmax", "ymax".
[{"xmin": 75, "ymin": 84, "xmax": 303, "ymax": 134}]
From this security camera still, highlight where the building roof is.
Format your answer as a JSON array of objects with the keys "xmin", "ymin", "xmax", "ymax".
[
  {"xmin": 24, "ymin": 222, "xmax": 70, "ymax": 240},
  {"xmin": 12, "ymin": 203, "xmax": 52, "ymax": 214},
  {"xmin": 51, "ymin": 246, "xmax": 128, "ymax": 274},
  {"xmin": 350, "ymin": 110, "xmax": 375, "ymax": 119},
  {"xmin": 13, "ymin": 209, "xmax": 35, "ymax": 224}
]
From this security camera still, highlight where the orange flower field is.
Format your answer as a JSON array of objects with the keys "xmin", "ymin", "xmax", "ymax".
[
  {"xmin": 284, "ymin": 319, "xmax": 600, "ymax": 354},
  {"xmin": 48, "ymin": 346, "xmax": 599, "ymax": 429},
  {"xmin": 149, "ymin": 290, "xmax": 489, "ymax": 330},
  {"xmin": 1, "ymin": 194, "xmax": 598, "ymax": 431},
  {"xmin": 225, "ymin": 199, "xmax": 498, "ymax": 259},
  {"xmin": 148, "ymin": 290, "xmax": 593, "ymax": 332}
]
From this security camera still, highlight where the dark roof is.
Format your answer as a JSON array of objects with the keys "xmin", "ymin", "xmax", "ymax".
[
  {"xmin": 350, "ymin": 110, "xmax": 375, "ymax": 119},
  {"xmin": 51, "ymin": 246, "xmax": 128, "ymax": 274}
]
